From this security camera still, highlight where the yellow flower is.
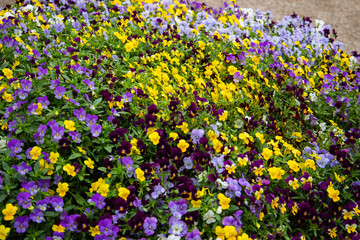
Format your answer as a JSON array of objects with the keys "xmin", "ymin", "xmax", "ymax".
[
  {"xmin": 255, "ymin": 132, "xmax": 265, "ymax": 144},
  {"xmin": 191, "ymin": 199, "xmax": 201, "ymax": 208},
  {"xmin": 327, "ymin": 183, "xmax": 340, "ymax": 202},
  {"xmin": 238, "ymin": 156, "xmax": 248, "ymax": 167},
  {"xmin": 219, "ymin": 111, "xmax": 228, "ymax": 121},
  {"xmin": 149, "ymin": 131, "xmax": 160, "ymax": 145},
  {"xmin": 345, "ymin": 224, "xmax": 357, "ymax": 234},
  {"xmin": 287, "ymin": 160, "xmax": 300, "ymax": 172},
  {"xmin": 328, "ymin": 227, "xmax": 337, "ymax": 238},
  {"xmin": 262, "ymin": 148, "xmax": 273, "ymax": 161},
  {"xmin": 2, "ymin": 68, "xmax": 13, "ymax": 79},
  {"xmin": 89, "ymin": 225, "xmax": 101, "ymax": 236},
  {"xmin": 97, "ymin": 183, "xmax": 109, "ymax": 197},
  {"xmin": 198, "ymin": 41, "xmax": 206, "ymax": 50},
  {"xmin": 85, "ymin": 158, "xmax": 94, "ymax": 169},
  {"xmin": 224, "ymin": 226, "xmax": 237, "ymax": 239},
  {"xmin": 30, "ymin": 146, "xmax": 42, "ymax": 160},
  {"xmin": 177, "ymin": 122, "xmax": 189, "ymax": 134},
  {"xmin": 2, "ymin": 203, "xmax": 18, "ymax": 221},
  {"xmin": 268, "ymin": 167, "xmax": 285, "ymax": 180},
  {"xmin": 77, "ymin": 146, "xmax": 87, "ymax": 154},
  {"xmin": 118, "ymin": 187, "xmax": 130, "ymax": 200},
  {"xmin": 63, "ymin": 164, "xmax": 76, "ymax": 177},
  {"xmin": 215, "ymin": 226, "xmax": 225, "ymax": 239},
  {"xmin": 52, "ymin": 224, "xmax": 65, "ymax": 233},
  {"xmin": 0, "ymin": 225, "xmax": 10, "ymax": 240},
  {"xmin": 218, "ymin": 193, "xmax": 231, "ymax": 209},
  {"xmin": 49, "ymin": 152, "xmax": 59, "ymax": 164},
  {"xmin": 56, "ymin": 182, "xmax": 69, "ymax": 197},
  {"xmin": 334, "ymin": 172, "xmax": 346, "ymax": 183},
  {"xmin": 169, "ymin": 132, "xmax": 178, "ymax": 140},
  {"xmin": 135, "ymin": 168, "xmax": 145, "ymax": 181},
  {"xmin": 2, "ymin": 91, "xmax": 13, "ymax": 102},
  {"xmin": 342, "ymin": 209, "xmax": 354, "ymax": 220},
  {"xmin": 228, "ymin": 65, "xmax": 238, "ymax": 75},
  {"xmin": 305, "ymin": 159, "xmax": 316, "ymax": 170},
  {"xmin": 125, "ymin": 42, "xmax": 134, "ymax": 52},
  {"xmin": 238, "ymin": 233, "xmax": 252, "ymax": 240},
  {"xmin": 212, "ymin": 139, "xmax": 223, "ymax": 153},
  {"xmin": 64, "ymin": 120, "xmax": 76, "ymax": 131},
  {"xmin": 177, "ymin": 139, "xmax": 189, "ymax": 152}
]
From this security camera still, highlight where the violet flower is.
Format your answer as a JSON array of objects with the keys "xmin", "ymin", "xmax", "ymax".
[
  {"xmin": 143, "ymin": 217, "xmax": 158, "ymax": 235},
  {"xmin": 14, "ymin": 216, "xmax": 29, "ymax": 233}
]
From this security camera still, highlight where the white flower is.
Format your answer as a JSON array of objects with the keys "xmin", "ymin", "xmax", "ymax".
[
  {"xmin": 167, "ymin": 235, "xmax": 181, "ymax": 240},
  {"xmin": 309, "ymin": 92, "xmax": 317, "ymax": 102},
  {"xmin": 315, "ymin": 19, "xmax": 325, "ymax": 29},
  {"xmin": 203, "ymin": 210, "xmax": 216, "ymax": 224},
  {"xmin": 14, "ymin": 29, "xmax": 23, "ymax": 38},
  {"xmin": 216, "ymin": 178, "xmax": 229, "ymax": 190},
  {"xmin": 22, "ymin": 4, "xmax": 36, "ymax": 12},
  {"xmin": 319, "ymin": 122, "xmax": 327, "ymax": 131},
  {"xmin": 0, "ymin": 138, "xmax": 6, "ymax": 150},
  {"xmin": 197, "ymin": 170, "xmax": 208, "ymax": 183},
  {"xmin": 0, "ymin": 11, "xmax": 15, "ymax": 20},
  {"xmin": 216, "ymin": 206, "xmax": 222, "ymax": 214},
  {"xmin": 234, "ymin": 119, "xmax": 243, "ymax": 128}
]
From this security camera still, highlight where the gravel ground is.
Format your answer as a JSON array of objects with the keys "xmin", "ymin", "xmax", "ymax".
[{"xmin": 0, "ymin": 0, "xmax": 359, "ymax": 54}]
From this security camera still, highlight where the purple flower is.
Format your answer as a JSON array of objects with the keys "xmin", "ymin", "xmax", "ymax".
[
  {"xmin": 49, "ymin": 79, "xmax": 59, "ymax": 89},
  {"xmin": 18, "ymin": 89, "xmax": 29, "ymax": 99},
  {"xmin": 73, "ymin": 107, "xmax": 86, "ymax": 121},
  {"xmin": 14, "ymin": 216, "xmax": 29, "ymax": 233},
  {"xmin": 47, "ymin": 119, "xmax": 59, "ymax": 129},
  {"xmin": 168, "ymin": 217, "xmax": 188, "ymax": 237},
  {"xmin": 37, "ymin": 66, "xmax": 48, "ymax": 79},
  {"xmin": 91, "ymin": 124, "xmax": 102, "ymax": 137},
  {"xmin": 12, "ymin": 162, "xmax": 32, "ymax": 175},
  {"xmin": 143, "ymin": 217, "xmax": 158, "ymax": 236},
  {"xmin": 91, "ymin": 193, "xmax": 106, "ymax": 209},
  {"xmin": 316, "ymin": 154, "xmax": 330, "ymax": 168},
  {"xmin": 84, "ymin": 78, "xmax": 95, "ymax": 90},
  {"xmin": 151, "ymin": 184, "xmax": 166, "ymax": 199},
  {"xmin": 53, "ymin": 175, "xmax": 62, "ymax": 185},
  {"xmin": 37, "ymin": 96, "xmax": 50, "ymax": 109},
  {"xmin": 21, "ymin": 80, "xmax": 32, "ymax": 92},
  {"xmin": 54, "ymin": 86, "xmax": 66, "ymax": 99},
  {"xmin": 122, "ymin": 92, "xmax": 133, "ymax": 103},
  {"xmin": 37, "ymin": 199, "xmax": 49, "ymax": 211},
  {"xmin": 51, "ymin": 196, "xmax": 64, "ymax": 212},
  {"xmin": 37, "ymin": 124, "xmax": 48, "ymax": 137},
  {"xmin": 98, "ymin": 218, "xmax": 113, "ymax": 236},
  {"xmin": 53, "ymin": 23, "xmax": 65, "ymax": 33},
  {"xmin": 186, "ymin": 229, "xmax": 201, "ymax": 240},
  {"xmin": 51, "ymin": 125, "xmax": 65, "ymax": 142},
  {"xmin": 169, "ymin": 199, "xmax": 188, "ymax": 218},
  {"xmin": 121, "ymin": 156, "xmax": 133, "ymax": 168},
  {"xmin": 7, "ymin": 138, "xmax": 22, "ymax": 153},
  {"xmin": 27, "ymin": 103, "xmax": 38, "ymax": 115},
  {"xmin": 183, "ymin": 157, "xmax": 193, "ymax": 170},
  {"xmin": 226, "ymin": 177, "xmax": 242, "ymax": 198},
  {"xmin": 62, "ymin": 214, "xmax": 80, "ymax": 232},
  {"xmin": 69, "ymin": 131, "xmax": 82, "ymax": 143},
  {"xmin": 85, "ymin": 114, "xmax": 98, "ymax": 127},
  {"xmin": 22, "ymin": 180, "xmax": 38, "ymax": 196},
  {"xmin": 190, "ymin": 129, "xmax": 205, "ymax": 144},
  {"xmin": 30, "ymin": 208, "xmax": 45, "ymax": 223},
  {"xmin": 17, "ymin": 192, "xmax": 32, "ymax": 209},
  {"xmin": 37, "ymin": 179, "xmax": 50, "ymax": 192},
  {"xmin": 211, "ymin": 155, "xmax": 225, "ymax": 174}
]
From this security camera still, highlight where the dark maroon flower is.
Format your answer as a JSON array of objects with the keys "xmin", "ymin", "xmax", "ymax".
[
  {"xmin": 147, "ymin": 104, "xmax": 159, "ymax": 114},
  {"xmin": 76, "ymin": 214, "xmax": 90, "ymax": 232},
  {"xmin": 168, "ymin": 100, "xmax": 179, "ymax": 111},
  {"xmin": 128, "ymin": 211, "xmax": 146, "ymax": 232},
  {"xmin": 59, "ymin": 137, "xmax": 71, "ymax": 151},
  {"xmin": 145, "ymin": 114, "xmax": 157, "ymax": 127},
  {"xmin": 117, "ymin": 140, "xmax": 132, "ymax": 156}
]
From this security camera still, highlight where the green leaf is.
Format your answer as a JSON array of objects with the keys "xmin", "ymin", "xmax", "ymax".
[
  {"xmin": 69, "ymin": 153, "xmax": 82, "ymax": 160},
  {"xmin": 98, "ymin": 167, "xmax": 107, "ymax": 172},
  {"xmin": 104, "ymin": 145, "xmax": 113, "ymax": 153},
  {"xmin": 34, "ymin": 161, "xmax": 40, "ymax": 172},
  {"xmin": 2, "ymin": 160, "xmax": 9, "ymax": 172},
  {"xmin": 93, "ymin": 98, "xmax": 103, "ymax": 106},
  {"xmin": 187, "ymin": 207, "xmax": 199, "ymax": 212},
  {"xmin": 74, "ymin": 194, "xmax": 87, "ymax": 206},
  {"xmin": 0, "ymin": 193, "xmax": 7, "ymax": 203}
]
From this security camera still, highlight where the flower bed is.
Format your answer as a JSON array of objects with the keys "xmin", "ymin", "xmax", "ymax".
[{"xmin": 0, "ymin": 0, "xmax": 360, "ymax": 239}]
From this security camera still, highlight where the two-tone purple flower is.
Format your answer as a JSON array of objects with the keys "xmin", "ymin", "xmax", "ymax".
[
  {"xmin": 7, "ymin": 138, "xmax": 22, "ymax": 153},
  {"xmin": 14, "ymin": 216, "xmax": 29, "ymax": 233},
  {"xmin": 85, "ymin": 114, "xmax": 98, "ymax": 127},
  {"xmin": 168, "ymin": 217, "xmax": 188, "ymax": 237},
  {"xmin": 12, "ymin": 162, "xmax": 32, "ymax": 175},
  {"xmin": 73, "ymin": 107, "xmax": 86, "ymax": 121},
  {"xmin": 51, "ymin": 196, "xmax": 64, "ymax": 212},
  {"xmin": 37, "ymin": 96, "xmax": 50, "ymax": 109},
  {"xmin": 84, "ymin": 78, "xmax": 96, "ymax": 90},
  {"xmin": 143, "ymin": 217, "xmax": 158, "ymax": 236},
  {"xmin": 122, "ymin": 92, "xmax": 133, "ymax": 103},
  {"xmin": 190, "ymin": 129, "xmax": 205, "ymax": 144},
  {"xmin": 169, "ymin": 199, "xmax": 188, "ymax": 218},
  {"xmin": 91, "ymin": 124, "xmax": 102, "ymax": 137},
  {"xmin": 51, "ymin": 125, "xmax": 65, "ymax": 142},
  {"xmin": 69, "ymin": 131, "xmax": 82, "ymax": 143},
  {"xmin": 17, "ymin": 192, "xmax": 32, "ymax": 209},
  {"xmin": 54, "ymin": 86, "xmax": 66, "ymax": 99},
  {"xmin": 49, "ymin": 79, "xmax": 59, "ymax": 89},
  {"xmin": 30, "ymin": 208, "xmax": 45, "ymax": 223}
]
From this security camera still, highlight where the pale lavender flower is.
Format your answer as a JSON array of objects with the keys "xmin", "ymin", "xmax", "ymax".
[{"xmin": 144, "ymin": 217, "xmax": 158, "ymax": 236}]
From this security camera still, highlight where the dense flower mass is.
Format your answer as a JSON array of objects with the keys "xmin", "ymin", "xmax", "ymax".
[{"xmin": 0, "ymin": 0, "xmax": 360, "ymax": 239}]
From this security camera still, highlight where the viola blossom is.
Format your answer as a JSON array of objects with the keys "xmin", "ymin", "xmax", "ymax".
[
  {"xmin": 151, "ymin": 184, "xmax": 166, "ymax": 199},
  {"xmin": 20, "ymin": 79, "xmax": 32, "ymax": 92},
  {"xmin": 122, "ymin": 92, "xmax": 133, "ymax": 103},
  {"xmin": 69, "ymin": 131, "xmax": 82, "ymax": 143},
  {"xmin": 21, "ymin": 180, "xmax": 38, "ymax": 196},
  {"xmin": 84, "ymin": 78, "xmax": 96, "ymax": 90},
  {"xmin": 49, "ymin": 79, "xmax": 59, "ymax": 89},
  {"xmin": 12, "ymin": 162, "xmax": 32, "ymax": 175},
  {"xmin": 186, "ymin": 229, "xmax": 201, "ymax": 240},
  {"xmin": 91, "ymin": 193, "xmax": 106, "ymax": 209},
  {"xmin": 143, "ymin": 217, "xmax": 158, "ymax": 236},
  {"xmin": 53, "ymin": 86, "xmax": 66, "ymax": 99},
  {"xmin": 14, "ymin": 216, "xmax": 29, "ymax": 233},
  {"xmin": 51, "ymin": 125, "xmax": 65, "ymax": 142},
  {"xmin": 29, "ymin": 208, "xmax": 45, "ymax": 223},
  {"xmin": 190, "ymin": 129, "xmax": 205, "ymax": 144},
  {"xmin": 7, "ymin": 138, "xmax": 22, "ymax": 153},
  {"xmin": 37, "ymin": 96, "xmax": 50, "ymax": 109},
  {"xmin": 17, "ymin": 192, "xmax": 32, "ymax": 209},
  {"xmin": 168, "ymin": 217, "xmax": 188, "ymax": 237},
  {"xmin": 169, "ymin": 199, "xmax": 188, "ymax": 219},
  {"xmin": 85, "ymin": 114, "xmax": 98, "ymax": 127},
  {"xmin": 90, "ymin": 124, "xmax": 102, "ymax": 137},
  {"xmin": 50, "ymin": 196, "xmax": 64, "ymax": 212},
  {"xmin": 37, "ymin": 124, "xmax": 47, "ymax": 138}
]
